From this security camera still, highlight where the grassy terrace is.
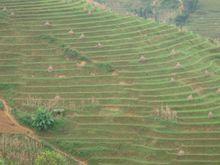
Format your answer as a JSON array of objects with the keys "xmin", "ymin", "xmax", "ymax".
[
  {"xmin": 186, "ymin": 0, "xmax": 220, "ymax": 40},
  {"xmin": 0, "ymin": 133, "xmax": 43, "ymax": 164},
  {"xmin": 0, "ymin": 0, "xmax": 220, "ymax": 164}
]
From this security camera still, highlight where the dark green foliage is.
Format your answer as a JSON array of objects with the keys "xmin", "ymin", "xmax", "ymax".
[
  {"xmin": 35, "ymin": 151, "xmax": 67, "ymax": 165},
  {"xmin": 0, "ymin": 11, "xmax": 7, "ymax": 20},
  {"xmin": 32, "ymin": 107, "xmax": 55, "ymax": 131},
  {"xmin": 64, "ymin": 48, "xmax": 91, "ymax": 62},
  {"xmin": 97, "ymin": 0, "xmax": 198, "ymax": 26},
  {"xmin": 38, "ymin": 34, "xmax": 58, "ymax": 44},
  {"xmin": 0, "ymin": 101, "xmax": 4, "ymax": 110},
  {"xmin": 96, "ymin": 62, "xmax": 114, "ymax": 72},
  {"xmin": 19, "ymin": 115, "xmax": 33, "ymax": 126},
  {"xmin": 175, "ymin": 0, "xmax": 198, "ymax": 27},
  {"xmin": 0, "ymin": 84, "xmax": 16, "ymax": 90},
  {"xmin": 175, "ymin": 13, "xmax": 189, "ymax": 27},
  {"xmin": 64, "ymin": 48, "xmax": 81, "ymax": 59}
]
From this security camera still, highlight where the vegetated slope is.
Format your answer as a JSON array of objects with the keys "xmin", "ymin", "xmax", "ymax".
[
  {"xmin": 0, "ymin": 133, "xmax": 43, "ymax": 164},
  {"xmin": 186, "ymin": 0, "xmax": 220, "ymax": 40},
  {"xmin": 0, "ymin": 0, "xmax": 220, "ymax": 164},
  {"xmin": 96, "ymin": 0, "xmax": 181, "ymax": 23}
]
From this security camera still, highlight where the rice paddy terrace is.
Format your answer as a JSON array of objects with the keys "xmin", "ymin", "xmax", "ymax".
[
  {"xmin": 186, "ymin": 0, "xmax": 220, "ymax": 40},
  {"xmin": 0, "ymin": 133, "xmax": 43, "ymax": 164},
  {"xmin": 0, "ymin": 0, "xmax": 220, "ymax": 164}
]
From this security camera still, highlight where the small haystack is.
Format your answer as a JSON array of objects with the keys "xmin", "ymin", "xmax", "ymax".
[
  {"xmin": 139, "ymin": 55, "xmax": 147, "ymax": 63},
  {"xmin": 208, "ymin": 111, "xmax": 213, "ymax": 119},
  {"xmin": 68, "ymin": 29, "xmax": 75, "ymax": 35},
  {"xmin": 83, "ymin": 6, "xmax": 87, "ymax": 12},
  {"xmin": 153, "ymin": 108, "xmax": 160, "ymax": 117},
  {"xmin": 112, "ymin": 71, "xmax": 118, "ymax": 76},
  {"xmin": 171, "ymin": 49, "xmax": 177, "ymax": 56},
  {"xmin": 88, "ymin": 10, "xmax": 92, "ymax": 16},
  {"xmin": 204, "ymin": 69, "xmax": 210, "ymax": 76},
  {"xmin": 187, "ymin": 95, "xmax": 193, "ymax": 101},
  {"xmin": 217, "ymin": 88, "xmax": 220, "ymax": 94},
  {"xmin": 96, "ymin": 42, "xmax": 103, "ymax": 48},
  {"xmin": 172, "ymin": 111, "xmax": 177, "ymax": 120},
  {"xmin": 54, "ymin": 95, "xmax": 61, "ymax": 100},
  {"xmin": 170, "ymin": 77, "xmax": 175, "ymax": 82},
  {"xmin": 165, "ymin": 105, "xmax": 172, "ymax": 120},
  {"xmin": 76, "ymin": 61, "xmax": 87, "ymax": 67},
  {"xmin": 44, "ymin": 21, "xmax": 52, "ymax": 27},
  {"xmin": 2, "ymin": 7, "xmax": 7, "ymax": 11},
  {"xmin": 57, "ymin": 74, "xmax": 66, "ymax": 78},
  {"xmin": 47, "ymin": 66, "xmax": 54, "ymax": 72},
  {"xmin": 10, "ymin": 12, "xmax": 15, "ymax": 16},
  {"xmin": 177, "ymin": 150, "xmax": 185, "ymax": 156},
  {"xmin": 175, "ymin": 62, "xmax": 182, "ymax": 69},
  {"xmin": 79, "ymin": 33, "xmax": 85, "ymax": 39},
  {"xmin": 153, "ymin": 104, "xmax": 177, "ymax": 121},
  {"xmin": 90, "ymin": 72, "xmax": 96, "ymax": 76}
]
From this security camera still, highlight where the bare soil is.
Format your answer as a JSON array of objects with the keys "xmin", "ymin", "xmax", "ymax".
[
  {"xmin": 0, "ymin": 98, "xmax": 87, "ymax": 165},
  {"xmin": 0, "ymin": 99, "xmax": 33, "ymax": 135}
]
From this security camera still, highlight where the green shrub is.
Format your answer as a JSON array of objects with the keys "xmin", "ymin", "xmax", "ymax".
[
  {"xmin": 96, "ymin": 62, "xmax": 114, "ymax": 72},
  {"xmin": 0, "ymin": 158, "xmax": 5, "ymax": 165},
  {"xmin": 64, "ymin": 48, "xmax": 91, "ymax": 62},
  {"xmin": 0, "ymin": 84, "xmax": 16, "ymax": 90},
  {"xmin": 35, "ymin": 151, "xmax": 67, "ymax": 165},
  {"xmin": 0, "ymin": 101, "xmax": 4, "ymax": 110},
  {"xmin": 64, "ymin": 48, "xmax": 80, "ymax": 59},
  {"xmin": 20, "ymin": 115, "xmax": 33, "ymax": 126},
  {"xmin": 0, "ymin": 11, "xmax": 7, "ymax": 20},
  {"xmin": 32, "ymin": 107, "xmax": 55, "ymax": 131},
  {"xmin": 78, "ymin": 55, "xmax": 91, "ymax": 62}
]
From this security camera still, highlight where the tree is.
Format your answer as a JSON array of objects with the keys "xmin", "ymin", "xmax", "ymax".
[
  {"xmin": 35, "ymin": 151, "xmax": 67, "ymax": 165},
  {"xmin": 32, "ymin": 107, "xmax": 55, "ymax": 131},
  {"xmin": 175, "ymin": 13, "xmax": 189, "ymax": 27}
]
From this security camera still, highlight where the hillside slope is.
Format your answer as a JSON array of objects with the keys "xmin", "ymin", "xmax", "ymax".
[
  {"xmin": 186, "ymin": 0, "xmax": 220, "ymax": 40},
  {"xmin": 0, "ymin": 0, "xmax": 220, "ymax": 164}
]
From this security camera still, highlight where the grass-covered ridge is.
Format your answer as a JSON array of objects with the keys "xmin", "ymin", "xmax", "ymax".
[
  {"xmin": 186, "ymin": 0, "xmax": 220, "ymax": 40},
  {"xmin": 0, "ymin": 0, "xmax": 219, "ymax": 164}
]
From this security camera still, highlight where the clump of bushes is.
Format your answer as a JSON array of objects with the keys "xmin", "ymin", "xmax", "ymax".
[
  {"xmin": 32, "ymin": 107, "xmax": 55, "ymax": 131},
  {"xmin": 35, "ymin": 151, "xmax": 67, "ymax": 165},
  {"xmin": 0, "ymin": 101, "xmax": 4, "ymax": 110},
  {"xmin": 19, "ymin": 115, "xmax": 33, "ymax": 126},
  {"xmin": 64, "ymin": 48, "xmax": 81, "ymax": 59},
  {"xmin": 64, "ymin": 48, "xmax": 91, "ymax": 62},
  {"xmin": 96, "ymin": 62, "xmax": 114, "ymax": 73}
]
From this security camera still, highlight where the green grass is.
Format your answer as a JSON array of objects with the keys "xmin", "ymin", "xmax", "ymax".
[
  {"xmin": 186, "ymin": 0, "xmax": 220, "ymax": 40},
  {"xmin": 0, "ymin": 0, "xmax": 219, "ymax": 164}
]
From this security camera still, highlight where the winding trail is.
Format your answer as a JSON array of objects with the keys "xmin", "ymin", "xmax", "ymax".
[{"xmin": 0, "ymin": 98, "xmax": 87, "ymax": 165}]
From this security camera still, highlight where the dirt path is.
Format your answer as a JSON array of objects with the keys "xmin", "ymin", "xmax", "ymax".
[
  {"xmin": 0, "ymin": 98, "xmax": 87, "ymax": 165},
  {"xmin": 0, "ymin": 99, "xmax": 34, "ymax": 135}
]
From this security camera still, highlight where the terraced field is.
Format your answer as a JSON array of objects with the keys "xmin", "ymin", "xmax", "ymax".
[
  {"xmin": 0, "ymin": 0, "xmax": 220, "ymax": 164},
  {"xmin": 186, "ymin": 0, "xmax": 220, "ymax": 40},
  {"xmin": 0, "ymin": 133, "xmax": 43, "ymax": 164}
]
